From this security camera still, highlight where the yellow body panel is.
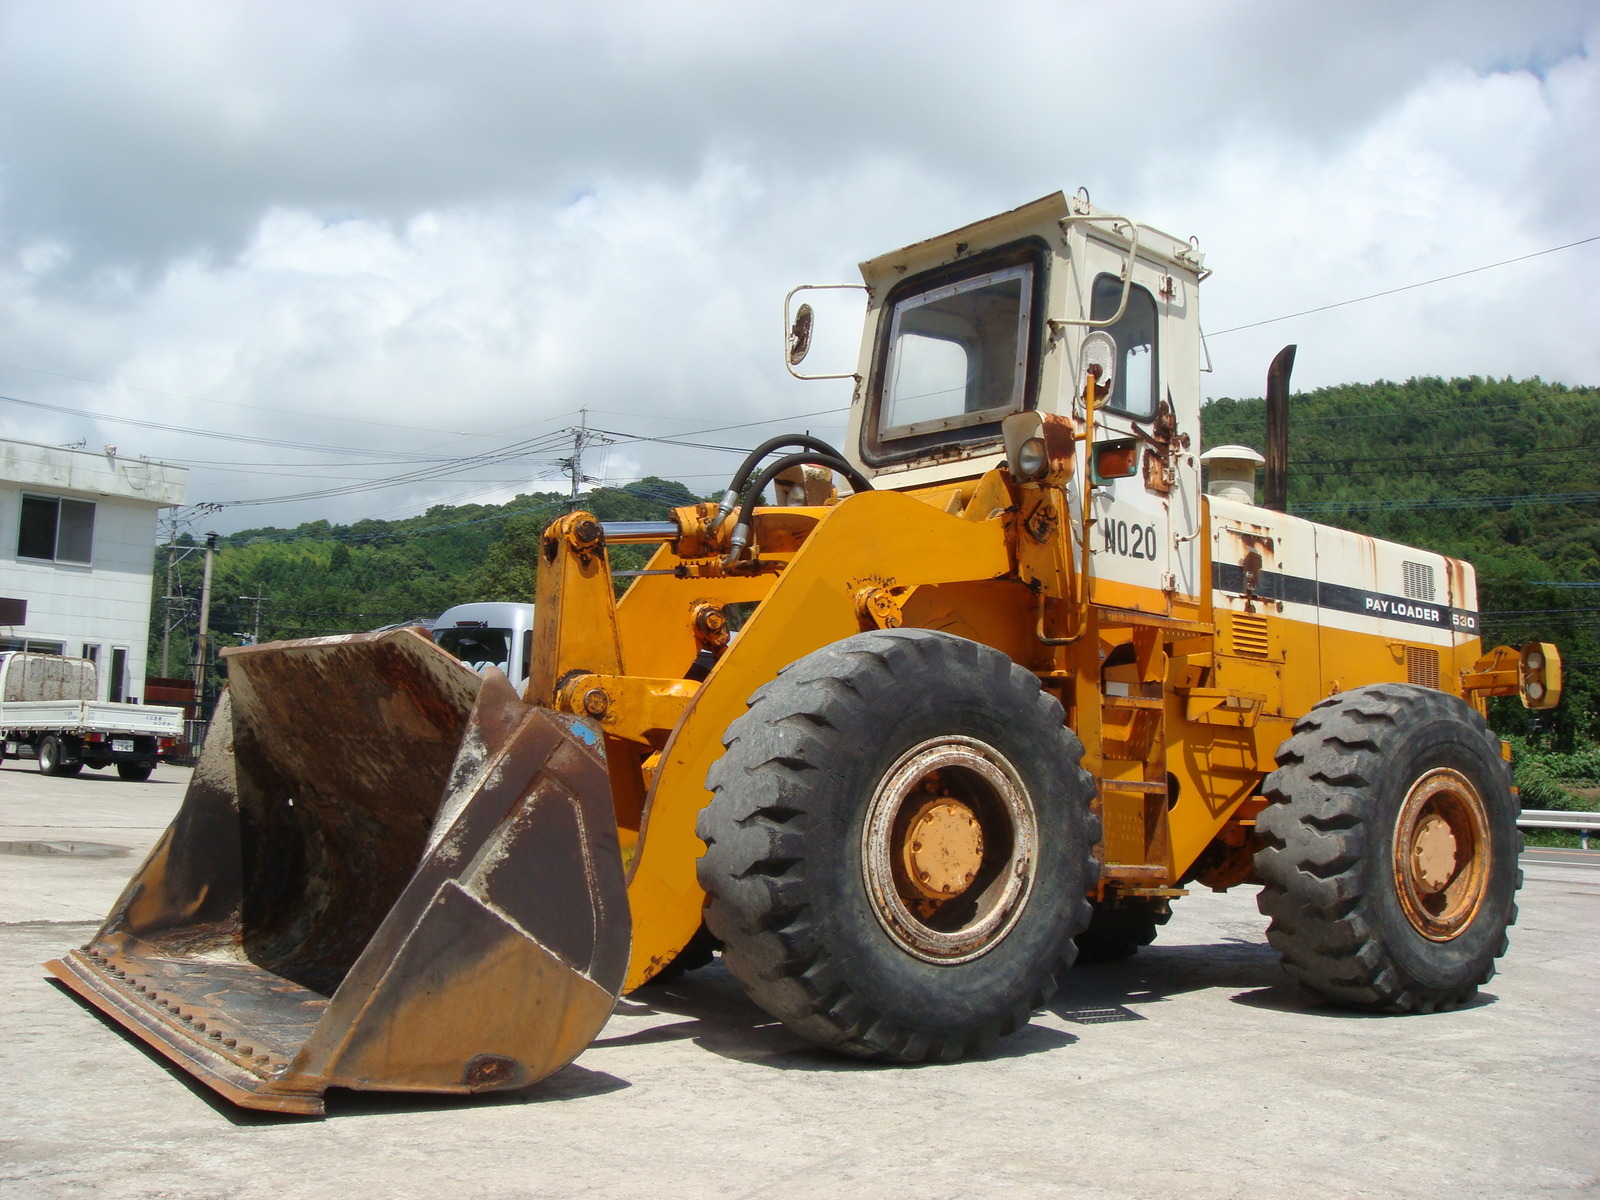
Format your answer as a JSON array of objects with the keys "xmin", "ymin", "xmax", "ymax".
[{"xmin": 529, "ymin": 455, "xmax": 1521, "ymax": 991}]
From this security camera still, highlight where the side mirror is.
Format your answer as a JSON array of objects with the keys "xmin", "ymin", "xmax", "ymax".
[
  {"xmin": 782, "ymin": 284, "xmax": 867, "ymax": 381},
  {"xmin": 787, "ymin": 304, "xmax": 814, "ymax": 366},
  {"xmin": 1081, "ymin": 330, "xmax": 1117, "ymax": 396}
]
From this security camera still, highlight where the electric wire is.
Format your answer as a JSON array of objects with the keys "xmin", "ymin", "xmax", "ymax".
[{"xmin": 1208, "ymin": 234, "xmax": 1600, "ymax": 338}]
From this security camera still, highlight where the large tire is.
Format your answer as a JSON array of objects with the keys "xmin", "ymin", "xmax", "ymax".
[
  {"xmin": 698, "ymin": 629, "xmax": 1097, "ymax": 1062},
  {"xmin": 1254, "ymin": 684, "xmax": 1520, "ymax": 1013},
  {"xmin": 1075, "ymin": 897, "xmax": 1172, "ymax": 964},
  {"xmin": 116, "ymin": 763, "xmax": 154, "ymax": 782}
]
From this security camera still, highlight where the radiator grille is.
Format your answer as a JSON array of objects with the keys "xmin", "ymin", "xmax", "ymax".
[
  {"xmin": 1232, "ymin": 613, "xmax": 1270, "ymax": 658},
  {"xmin": 1406, "ymin": 646, "xmax": 1441, "ymax": 690},
  {"xmin": 1403, "ymin": 561, "xmax": 1436, "ymax": 601}
]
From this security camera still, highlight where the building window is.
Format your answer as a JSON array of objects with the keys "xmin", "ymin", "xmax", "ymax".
[
  {"xmin": 17, "ymin": 494, "xmax": 96, "ymax": 564},
  {"xmin": 0, "ymin": 637, "xmax": 66, "ymax": 655}
]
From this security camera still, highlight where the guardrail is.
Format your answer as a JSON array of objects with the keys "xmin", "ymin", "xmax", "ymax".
[{"xmin": 1519, "ymin": 808, "xmax": 1598, "ymax": 850}]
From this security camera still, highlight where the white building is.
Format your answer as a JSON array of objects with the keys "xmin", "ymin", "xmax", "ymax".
[{"xmin": 0, "ymin": 439, "xmax": 187, "ymax": 703}]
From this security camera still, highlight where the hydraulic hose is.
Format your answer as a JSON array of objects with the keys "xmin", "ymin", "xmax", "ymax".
[
  {"xmin": 725, "ymin": 451, "xmax": 873, "ymax": 564},
  {"xmin": 715, "ymin": 435, "xmax": 855, "ymax": 523}
]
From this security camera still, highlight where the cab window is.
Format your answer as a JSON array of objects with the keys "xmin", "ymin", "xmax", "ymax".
[
  {"xmin": 879, "ymin": 264, "xmax": 1031, "ymax": 439},
  {"xmin": 1090, "ymin": 275, "xmax": 1159, "ymax": 418}
]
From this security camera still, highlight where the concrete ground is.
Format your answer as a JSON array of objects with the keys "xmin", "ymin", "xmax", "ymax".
[{"xmin": 2, "ymin": 759, "xmax": 1597, "ymax": 1200}]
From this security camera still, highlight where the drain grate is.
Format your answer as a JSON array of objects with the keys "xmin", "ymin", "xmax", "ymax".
[
  {"xmin": 0, "ymin": 840, "xmax": 129, "ymax": 857},
  {"xmin": 1059, "ymin": 1005, "xmax": 1146, "ymax": 1025}
]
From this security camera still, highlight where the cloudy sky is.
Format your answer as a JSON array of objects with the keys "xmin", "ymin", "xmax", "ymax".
[{"xmin": 2, "ymin": 0, "xmax": 1596, "ymax": 534}]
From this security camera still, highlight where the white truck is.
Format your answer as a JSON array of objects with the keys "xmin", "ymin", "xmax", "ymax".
[
  {"xmin": 429, "ymin": 602, "xmax": 536, "ymax": 694},
  {"xmin": 0, "ymin": 652, "xmax": 185, "ymax": 781}
]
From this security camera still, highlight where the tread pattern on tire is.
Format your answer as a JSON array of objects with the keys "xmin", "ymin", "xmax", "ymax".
[
  {"xmin": 1254, "ymin": 683, "xmax": 1521, "ymax": 1013},
  {"xmin": 698, "ymin": 629, "xmax": 1098, "ymax": 1062}
]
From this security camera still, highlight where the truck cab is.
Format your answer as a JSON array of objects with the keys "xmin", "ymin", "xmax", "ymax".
[{"xmin": 431, "ymin": 602, "xmax": 535, "ymax": 694}]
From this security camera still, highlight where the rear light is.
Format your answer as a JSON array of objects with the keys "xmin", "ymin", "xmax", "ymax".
[
  {"xmin": 158, "ymin": 737, "xmax": 176, "ymax": 750},
  {"xmin": 85, "ymin": 732, "xmax": 105, "ymax": 743}
]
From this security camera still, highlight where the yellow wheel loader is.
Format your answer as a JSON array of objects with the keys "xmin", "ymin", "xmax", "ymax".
[{"xmin": 49, "ymin": 192, "xmax": 1561, "ymax": 1114}]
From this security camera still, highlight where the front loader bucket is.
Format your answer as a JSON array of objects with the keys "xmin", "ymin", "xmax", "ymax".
[{"xmin": 46, "ymin": 628, "xmax": 629, "ymax": 1116}]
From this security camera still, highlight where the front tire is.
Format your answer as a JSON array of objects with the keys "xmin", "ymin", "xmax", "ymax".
[
  {"xmin": 698, "ymin": 629, "xmax": 1097, "ymax": 1061},
  {"xmin": 117, "ymin": 763, "xmax": 154, "ymax": 782},
  {"xmin": 1254, "ymin": 684, "xmax": 1520, "ymax": 1013}
]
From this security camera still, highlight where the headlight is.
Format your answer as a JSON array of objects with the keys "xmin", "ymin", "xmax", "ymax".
[{"xmin": 1017, "ymin": 437, "xmax": 1048, "ymax": 480}]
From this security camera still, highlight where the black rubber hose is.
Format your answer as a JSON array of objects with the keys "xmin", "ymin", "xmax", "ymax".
[
  {"xmin": 721, "ymin": 435, "xmax": 850, "ymax": 514},
  {"xmin": 735, "ymin": 451, "xmax": 873, "ymax": 532}
]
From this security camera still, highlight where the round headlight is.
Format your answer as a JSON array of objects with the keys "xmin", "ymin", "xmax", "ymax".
[
  {"xmin": 1524, "ymin": 650, "xmax": 1544, "ymax": 671},
  {"xmin": 1017, "ymin": 437, "xmax": 1049, "ymax": 480},
  {"xmin": 1526, "ymin": 680, "xmax": 1545, "ymax": 702}
]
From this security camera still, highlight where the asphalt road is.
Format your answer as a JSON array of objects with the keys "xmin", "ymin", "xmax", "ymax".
[{"xmin": 2, "ymin": 761, "xmax": 1597, "ymax": 1199}]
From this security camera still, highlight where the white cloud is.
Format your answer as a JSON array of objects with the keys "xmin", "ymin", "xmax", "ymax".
[{"xmin": 0, "ymin": 0, "xmax": 1595, "ymax": 530}]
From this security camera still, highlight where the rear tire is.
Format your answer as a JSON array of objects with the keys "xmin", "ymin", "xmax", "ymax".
[
  {"xmin": 37, "ymin": 736, "xmax": 79, "ymax": 777},
  {"xmin": 1254, "ymin": 684, "xmax": 1520, "ymax": 1013},
  {"xmin": 698, "ymin": 629, "xmax": 1097, "ymax": 1062},
  {"xmin": 117, "ymin": 763, "xmax": 154, "ymax": 782}
]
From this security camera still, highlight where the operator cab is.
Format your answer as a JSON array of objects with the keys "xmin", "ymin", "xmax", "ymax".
[{"xmin": 831, "ymin": 190, "xmax": 1208, "ymax": 608}]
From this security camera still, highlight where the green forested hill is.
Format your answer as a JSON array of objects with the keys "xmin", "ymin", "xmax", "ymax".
[
  {"xmin": 152, "ymin": 378, "xmax": 1599, "ymax": 748},
  {"xmin": 1201, "ymin": 375, "xmax": 1599, "ymax": 746},
  {"xmin": 151, "ymin": 477, "xmax": 699, "ymax": 683}
]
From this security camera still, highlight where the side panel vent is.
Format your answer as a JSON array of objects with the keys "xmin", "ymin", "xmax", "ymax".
[
  {"xmin": 1406, "ymin": 646, "xmax": 1441, "ymax": 690},
  {"xmin": 1403, "ymin": 561, "xmax": 1436, "ymax": 602},
  {"xmin": 1232, "ymin": 613, "xmax": 1270, "ymax": 658}
]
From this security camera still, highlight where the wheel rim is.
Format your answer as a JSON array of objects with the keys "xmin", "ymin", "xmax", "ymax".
[
  {"xmin": 861, "ymin": 736, "xmax": 1038, "ymax": 964},
  {"xmin": 1391, "ymin": 767, "xmax": 1492, "ymax": 941}
]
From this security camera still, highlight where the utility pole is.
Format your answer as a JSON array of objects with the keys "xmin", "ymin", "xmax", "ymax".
[
  {"xmin": 192, "ymin": 533, "xmax": 218, "ymax": 702},
  {"xmin": 238, "ymin": 594, "xmax": 266, "ymax": 645},
  {"xmin": 556, "ymin": 409, "xmax": 611, "ymax": 508},
  {"xmin": 160, "ymin": 537, "xmax": 176, "ymax": 676},
  {"xmin": 562, "ymin": 408, "xmax": 590, "ymax": 502}
]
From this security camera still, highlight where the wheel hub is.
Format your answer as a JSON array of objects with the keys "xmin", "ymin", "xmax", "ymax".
[
  {"xmin": 861, "ymin": 736, "xmax": 1038, "ymax": 964},
  {"xmin": 1410, "ymin": 813, "xmax": 1458, "ymax": 894},
  {"xmin": 900, "ymin": 796, "xmax": 985, "ymax": 899},
  {"xmin": 1392, "ymin": 767, "xmax": 1492, "ymax": 941}
]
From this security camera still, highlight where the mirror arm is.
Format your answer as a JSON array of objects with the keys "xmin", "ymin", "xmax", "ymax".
[{"xmin": 783, "ymin": 284, "xmax": 868, "ymax": 381}]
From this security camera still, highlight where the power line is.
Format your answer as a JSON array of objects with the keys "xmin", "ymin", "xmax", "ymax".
[
  {"xmin": 0, "ymin": 390, "xmax": 446, "ymax": 458},
  {"xmin": 0, "ymin": 360, "xmax": 471, "ymax": 436},
  {"xmin": 1208, "ymin": 234, "xmax": 1600, "ymax": 338}
]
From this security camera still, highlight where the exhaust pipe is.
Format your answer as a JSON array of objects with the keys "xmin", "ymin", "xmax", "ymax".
[{"xmin": 1263, "ymin": 344, "xmax": 1296, "ymax": 513}]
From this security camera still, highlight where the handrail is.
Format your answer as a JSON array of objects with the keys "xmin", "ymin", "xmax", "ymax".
[{"xmin": 1518, "ymin": 808, "xmax": 1598, "ymax": 850}]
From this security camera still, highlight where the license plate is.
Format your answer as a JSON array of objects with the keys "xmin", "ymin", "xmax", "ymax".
[{"xmin": 112, "ymin": 739, "xmax": 134, "ymax": 753}]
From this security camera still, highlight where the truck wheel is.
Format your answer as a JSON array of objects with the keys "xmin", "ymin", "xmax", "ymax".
[
  {"xmin": 1254, "ymin": 684, "xmax": 1520, "ymax": 1013},
  {"xmin": 1074, "ymin": 897, "xmax": 1172, "ymax": 963},
  {"xmin": 116, "ymin": 763, "xmax": 154, "ymax": 782},
  {"xmin": 37, "ymin": 736, "xmax": 80, "ymax": 777},
  {"xmin": 699, "ymin": 629, "xmax": 1097, "ymax": 1062}
]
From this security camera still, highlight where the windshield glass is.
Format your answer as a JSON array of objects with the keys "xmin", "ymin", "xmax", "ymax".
[
  {"xmin": 435, "ymin": 627, "xmax": 513, "ymax": 672},
  {"xmin": 879, "ymin": 264, "xmax": 1032, "ymax": 438}
]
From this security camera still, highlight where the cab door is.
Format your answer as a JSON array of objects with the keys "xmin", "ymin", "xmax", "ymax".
[{"xmin": 1078, "ymin": 243, "xmax": 1192, "ymax": 615}]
